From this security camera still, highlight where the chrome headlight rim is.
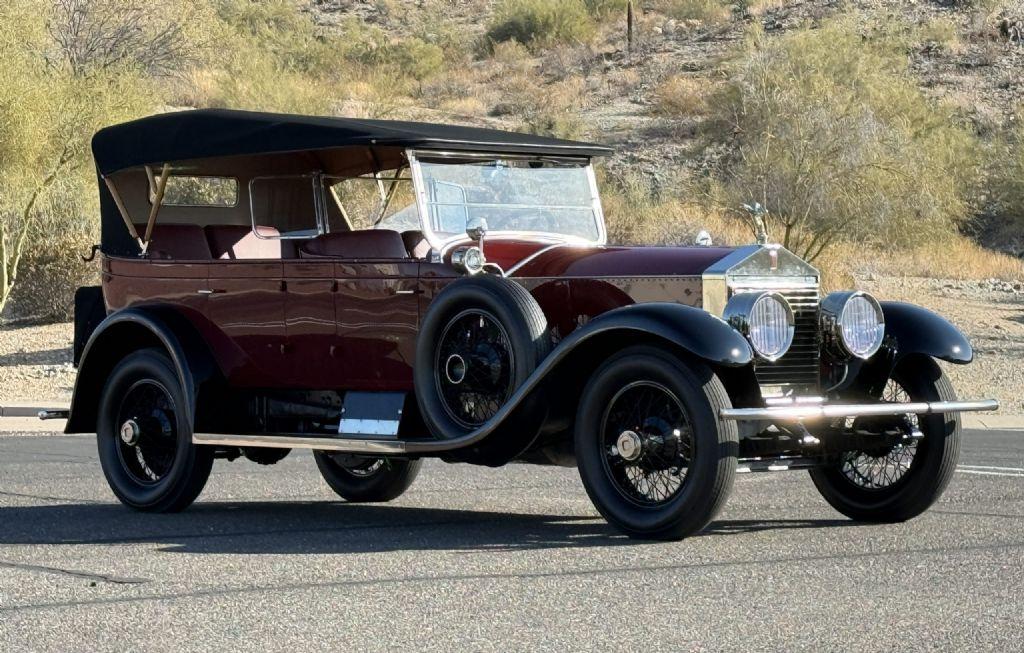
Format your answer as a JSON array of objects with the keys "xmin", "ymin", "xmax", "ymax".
[
  {"xmin": 821, "ymin": 290, "xmax": 885, "ymax": 360},
  {"xmin": 723, "ymin": 291, "xmax": 796, "ymax": 362},
  {"xmin": 451, "ymin": 246, "xmax": 485, "ymax": 275}
]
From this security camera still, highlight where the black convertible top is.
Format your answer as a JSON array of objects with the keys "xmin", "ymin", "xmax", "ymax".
[{"xmin": 92, "ymin": 109, "xmax": 612, "ymax": 175}]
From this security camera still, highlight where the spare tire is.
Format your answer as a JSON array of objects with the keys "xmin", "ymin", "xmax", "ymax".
[{"xmin": 415, "ymin": 274, "xmax": 550, "ymax": 440}]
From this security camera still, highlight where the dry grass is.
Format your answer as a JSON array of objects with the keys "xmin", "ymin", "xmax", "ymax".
[
  {"xmin": 653, "ymin": 74, "xmax": 710, "ymax": 118},
  {"xmin": 821, "ymin": 239, "xmax": 1024, "ymax": 290},
  {"xmin": 655, "ymin": 0, "xmax": 733, "ymax": 25}
]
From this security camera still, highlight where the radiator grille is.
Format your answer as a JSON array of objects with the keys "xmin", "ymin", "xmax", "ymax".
[{"xmin": 742, "ymin": 287, "xmax": 821, "ymax": 392}]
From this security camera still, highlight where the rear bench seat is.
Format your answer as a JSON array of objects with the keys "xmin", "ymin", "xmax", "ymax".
[
  {"xmin": 299, "ymin": 230, "xmax": 408, "ymax": 259},
  {"xmin": 205, "ymin": 225, "xmax": 297, "ymax": 259},
  {"xmin": 135, "ymin": 224, "xmax": 301, "ymax": 260},
  {"xmin": 138, "ymin": 224, "xmax": 211, "ymax": 260}
]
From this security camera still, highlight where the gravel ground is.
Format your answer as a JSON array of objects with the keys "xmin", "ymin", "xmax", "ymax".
[{"xmin": 0, "ymin": 275, "xmax": 1020, "ymax": 412}]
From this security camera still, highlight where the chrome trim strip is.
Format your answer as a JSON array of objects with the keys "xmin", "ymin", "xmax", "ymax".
[
  {"xmin": 504, "ymin": 243, "xmax": 567, "ymax": 276},
  {"xmin": 193, "ymin": 432, "xmax": 406, "ymax": 454},
  {"xmin": 720, "ymin": 399, "xmax": 1000, "ymax": 421}
]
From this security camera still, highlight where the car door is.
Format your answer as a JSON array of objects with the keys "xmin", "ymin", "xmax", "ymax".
[
  {"xmin": 282, "ymin": 259, "xmax": 338, "ymax": 388},
  {"xmin": 332, "ymin": 259, "xmax": 421, "ymax": 391},
  {"xmin": 204, "ymin": 260, "xmax": 287, "ymax": 387}
]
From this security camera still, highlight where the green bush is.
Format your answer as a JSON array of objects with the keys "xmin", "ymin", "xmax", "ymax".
[
  {"xmin": 711, "ymin": 19, "xmax": 981, "ymax": 260},
  {"xmin": 485, "ymin": 0, "xmax": 596, "ymax": 51}
]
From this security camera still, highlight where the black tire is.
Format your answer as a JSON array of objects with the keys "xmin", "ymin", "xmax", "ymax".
[
  {"xmin": 313, "ymin": 453, "xmax": 422, "ymax": 502},
  {"xmin": 414, "ymin": 274, "xmax": 550, "ymax": 439},
  {"xmin": 809, "ymin": 355, "xmax": 961, "ymax": 522},
  {"xmin": 97, "ymin": 348, "xmax": 213, "ymax": 512},
  {"xmin": 574, "ymin": 345, "xmax": 738, "ymax": 540}
]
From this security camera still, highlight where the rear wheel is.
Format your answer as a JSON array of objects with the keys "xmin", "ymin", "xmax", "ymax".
[
  {"xmin": 809, "ymin": 355, "xmax": 961, "ymax": 522},
  {"xmin": 313, "ymin": 453, "xmax": 421, "ymax": 502},
  {"xmin": 574, "ymin": 346, "xmax": 738, "ymax": 540},
  {"xmin": 97, "ymin": 349, "xmax": 213, "ymax": 512}
]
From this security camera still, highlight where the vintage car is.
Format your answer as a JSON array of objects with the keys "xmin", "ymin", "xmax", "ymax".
[{"xmin": 61, "ymin": 109, "xmax": 997, "ymax": 540}]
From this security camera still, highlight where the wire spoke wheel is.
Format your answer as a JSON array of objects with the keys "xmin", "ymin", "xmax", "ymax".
[
  {"xmin": 838, "ymin": 378, "xmax": 919, "ymax": 491},
  {"xmin": 600, "ymin": 381, "xmax": 694, "ymax": 506},
  {"xmin": 435, "ymin": 308, "xmax": 516, "ymax": 427},
  {"xmin": 114, "ymin": 379, "xmax": 178, "ymax": 486}
]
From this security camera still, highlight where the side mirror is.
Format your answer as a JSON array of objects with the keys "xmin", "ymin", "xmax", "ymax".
[{"xmin": 466, "ymin": 218, "xmax": 488, "ymax": 243}]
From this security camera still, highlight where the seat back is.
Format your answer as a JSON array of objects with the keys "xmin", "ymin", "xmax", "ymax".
[
  {"xmin": 401, "ymin": 230, "xmax": 432, "ymax": 259},
  {"xmin": 299, "ymin": 230, "xmax": 408, "ymax": 259},
  {"xmin": 205, "ymin": 225, "xmax": 290, "ymax": 260},
  {"xmin": 137, "ymin": 224, "xmax": 211, "ymax": 260}
]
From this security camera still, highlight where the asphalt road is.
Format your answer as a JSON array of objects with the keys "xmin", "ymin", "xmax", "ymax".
[{"xmin": 1, "ymin": 429, "xmax": 1022, "ymax": 652}]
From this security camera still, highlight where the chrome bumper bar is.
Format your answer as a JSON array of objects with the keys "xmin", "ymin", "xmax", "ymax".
[{"xmin": 720, "ymin": 399, "xmax": 999, "ymax": 422}]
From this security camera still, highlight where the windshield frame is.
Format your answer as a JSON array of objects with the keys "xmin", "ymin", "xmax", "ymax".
[{"xmin": 406, "ymin": 149, "xmax": 607, "ymax": 251}]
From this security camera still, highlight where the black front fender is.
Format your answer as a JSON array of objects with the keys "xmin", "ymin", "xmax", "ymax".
[
  {"xmin": 66, "ymin": 306, "xmax": 217, "ymax": 433},
  {"xmin": 880, "ymin": 301, "xmax": 973, "ymax": 364},
  {"xmin": 568, "ymin": 302, "xmax": 754, "ymax": 367}
]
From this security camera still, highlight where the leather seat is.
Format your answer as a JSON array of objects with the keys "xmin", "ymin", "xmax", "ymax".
[
  {"xmin": 205, "ymin": 225, "xmax": 291, "ymax": 259},
  {"xmin": 137, "ymin": 224, "xmax": 211, "ymax": 260},
  {"xmin": 299, "ymin": 230, "xmax": 408, "ymax": 259},
  {"xmin": 401, "ymin": 230, "xmax": 432, "ymax": 259}
]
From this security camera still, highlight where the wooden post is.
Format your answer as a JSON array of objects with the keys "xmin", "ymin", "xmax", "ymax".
[
  {"xmin": 143, "ymin": 163, "xmax": 171, "ymax": 247},
  {"xmin": 627, "ymin": 0, "xmax": 634, "ymax": 54},
  {"xmin": 103, "ymin": 176, "xmax": 140, "ymax": 242}
]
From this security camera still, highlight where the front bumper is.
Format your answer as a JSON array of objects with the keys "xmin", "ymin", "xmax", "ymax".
[{"xmin": 720, "ymin": 399, "xmax": 999, "ymax": 422}]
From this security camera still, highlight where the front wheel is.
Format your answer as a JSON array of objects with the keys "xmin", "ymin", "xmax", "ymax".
[
  {"xmin": 97, "ymin": 348, "xmax": 213, "ymax": 512},
  {"xmin": 809, "ymin": 355, "xmax": 961, "ymax": 522},
  {"xmin": 574, "ymin": 346, "xmax": 739, "ymax": 540},
  {"xmin": 314, "ymin": 453, "xmax": 422, "ymax": 502}
]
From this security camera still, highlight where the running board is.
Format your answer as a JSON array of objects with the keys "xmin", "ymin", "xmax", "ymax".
[
  {"xmin": 193, "ymin": 432, "xmax": 407, "ymax": 455},
  {"xmin": 0, "ymin": 406, "xmax": 69, "ymax": 419}
]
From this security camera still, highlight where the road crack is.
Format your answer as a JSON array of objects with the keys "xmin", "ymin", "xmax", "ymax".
[{"xmin": 0, "ymin": 560, "xmax": 148, "ymax": 585}]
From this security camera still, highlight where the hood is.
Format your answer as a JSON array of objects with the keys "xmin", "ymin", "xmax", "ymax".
[{"xmin": 502, "ymin": 243, "xmax": 739, "ymax": 278}]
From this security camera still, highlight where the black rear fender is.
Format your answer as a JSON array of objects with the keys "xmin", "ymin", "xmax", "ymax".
[{"xmin": 65, "ymin": 307, "xmax": 219, "ymax": 434}]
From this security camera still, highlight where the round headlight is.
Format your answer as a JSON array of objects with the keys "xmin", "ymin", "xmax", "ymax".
[
  {"xmin": 822, "ymin": 291, "xmax": 885, "ymax": 359},
  {"xmin": 451, "ymin": 246, "xmax": 485, "ymax": 274},
  {"xmin": 724, "ymin": 291, "xmax": 795, "ymax": 362}
]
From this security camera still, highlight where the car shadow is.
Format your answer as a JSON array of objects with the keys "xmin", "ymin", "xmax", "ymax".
[
  {"xmin": 0, "ymin": 501, "xmax": 860, "ymax": 554},
  {"xmin": 0, "ymin": 346, "xmax": 71, "ymax": 367}
]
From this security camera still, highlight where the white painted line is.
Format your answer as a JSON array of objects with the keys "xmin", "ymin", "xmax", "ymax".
[
  {"xmin": 959, "ymin": 465, "xmax": 1024, "ymax": 472},
  {"xmin": 957, "ymin": 469, "xmax": 1024, "ymax": 478}
]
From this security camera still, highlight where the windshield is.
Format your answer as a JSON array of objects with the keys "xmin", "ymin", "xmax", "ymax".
[{"xmin": 413, "ymin": 156, "xmax": 604, "ymax": 246}]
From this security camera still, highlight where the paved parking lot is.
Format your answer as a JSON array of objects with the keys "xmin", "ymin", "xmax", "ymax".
[{"xmin": 1, "ymin": 428, "xmax": 1022, "ymax": 652}]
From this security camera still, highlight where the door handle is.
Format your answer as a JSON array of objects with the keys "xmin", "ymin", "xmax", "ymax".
[
  {"xmin": 196, "ymin": 289, "xmax": 224, "ymax": 295},
  {"xmin": 394, "ymin": 288, "xmax": 421, "ymax": 295}
]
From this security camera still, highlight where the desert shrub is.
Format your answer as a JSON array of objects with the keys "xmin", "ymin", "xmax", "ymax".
[
  {"xmin": 711, "ymin": 19, "xmax": 980, "ymax": 261},
  {"xmin": 485, "ymin": 0, "xmax": 596, "ymax": 51},
  {"xmin": 601, "ymin": 171, "xmax": 749, "ymax": 246},
  {"xmin": 654, "ymin": 74, "xmax": 710, "ymax": 118},
  {"xmin": 654, "ymin": 0, "xmax": 732, "ymax": 24},
  {"xmin": 991, "ymin": 118, "xmax": 1024, "ymax": 232},
  {"xmin": 0, "ymin": 0, "xmax": 155, "ymax": 320},
  {"xmin": 585, "ymin": 0, "xmax": 630, "ymax": 19},
  {"xmin": 918, "ymin": 16, "xmax": 962, "ymax": 53}
]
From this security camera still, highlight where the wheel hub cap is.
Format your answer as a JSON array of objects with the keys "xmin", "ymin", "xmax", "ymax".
[
  {"xmin": 616, "ymin": 430, "xmax": 643, "ymax": 461},
  {"xmin": 445, "ymin": 354, "xmax": 467, "ymax": 385},
  {"xmin": 120, "ymin": 419, "xmax": 141, "ymax": 446}
]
